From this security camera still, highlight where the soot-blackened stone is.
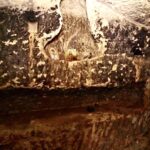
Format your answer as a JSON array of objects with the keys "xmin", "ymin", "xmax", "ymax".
[
  {"xmin": 0, "ymin": 11, "xmax": 7, "ymax": 22},
  {"xmin": 131, "ymin": 47, "xmax": 143, "ymax": 55},
  {"xmin": 38, "ymin": 11, "xmax": 61, "ymax": 37},
  {"xmin": 131, "ymin": 27, "xmax": 149, "ymax": 56},
  {"xmin": 24, "ymin": 10, "xmax": 40, "ymax": 22}
]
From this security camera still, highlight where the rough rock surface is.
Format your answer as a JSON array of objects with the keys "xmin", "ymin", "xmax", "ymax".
[
  {"xmin": 0, "ymin": 0, "xmax": 149, "ymax": 90},
  {"xmin": 0, "ymin": 1, "xmax": 150, "ymax": 149}
]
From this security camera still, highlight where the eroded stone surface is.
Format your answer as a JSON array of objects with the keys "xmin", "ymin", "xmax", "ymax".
[
  {"xmin": 0, "ymin": 0, "xmax": 150, "ymax": 90},
  {"xmin": 0, "ymin": 1, "xmax": 150, "ymax": 149}
]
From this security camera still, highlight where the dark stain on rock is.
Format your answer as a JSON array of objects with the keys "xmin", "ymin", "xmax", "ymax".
[
  {"xmin": 0, "ymin": 11, "xmax": 7, "ymax": 22},
  {"xmin": 0, "ymin": 7, "xmax": 29, "ymax": 87},
  {"xmin": 51, "ymin": 6, "xmax": 57, "ymax": 11},
  {"xmin": 23, "ymin": 10, "xmax": 40, "ymax": 22},
  {"xmin": 131, "ymin": 27, "xmax": 149, "ymax": 56},
  {"xmin": 101, "ymin": 20, "xmax": 150, "ymax": 57},
  {"xmin": 38, "ymin": 11, "xmax": 61, "ymax": 38}
]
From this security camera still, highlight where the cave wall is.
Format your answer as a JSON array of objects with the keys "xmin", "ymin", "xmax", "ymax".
[
  {"xmin": 0, "ymin": 1, "xmax": 150, "ymax": 149},
  {"xmin": 0, "ymin": 0, "xmax": 149, "ymax": 90}
]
